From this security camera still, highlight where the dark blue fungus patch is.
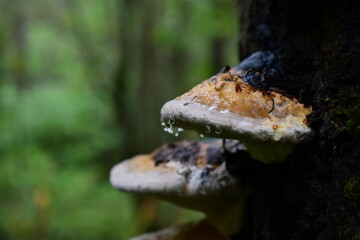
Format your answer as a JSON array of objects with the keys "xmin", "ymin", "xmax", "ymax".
[
  {"xmin": 234, "ymin": 51, "xmax": 284, "ymax": 91},
  {"xmin": 153, "ymin": 142, "xmax": 201, "ymax": 166}
]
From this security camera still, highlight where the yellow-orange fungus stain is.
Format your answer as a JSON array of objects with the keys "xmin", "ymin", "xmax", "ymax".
[{"xmin": 177, "ymin": 73, "xmax": 312, "ymax": 122}]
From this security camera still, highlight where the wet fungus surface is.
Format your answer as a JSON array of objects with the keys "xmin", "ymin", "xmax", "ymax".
[
  {"xmin": 161, "ymin": 70, "xmax": 313, "ymax": 163},
  {"xmin": 110, "ymin": 140, "xmax": 249, "ymax": 234},
  {"xmin": 110, "ymin": 140, "xmax": 245, "ymax": 200},
  {"xmin": 153, "ymin": 141, "xmax": 202, "ymax": 166},
  {"xmin": 112, "ymin": 63, "xmax": 314, "ymax": 238}
]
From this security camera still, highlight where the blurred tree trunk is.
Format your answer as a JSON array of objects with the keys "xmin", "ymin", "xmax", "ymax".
[
  {"xmin": 12, "ymin": 2, "xmax": 29, "ymax": 88},
  {"xmin": 63, "ymin": 0, "xmax": 100, "ymax": 82},
  {"xmin": 113, "ymin": 0, "xmax": 190, "ymax": 160},
  {"xmin": 157, "ymin": 0, "xmax": 189, "ymax": 94},
  {"xmin": 114, "ymin": 0, "xmax": 163, "ymax": 158},
  {"xmin": 233, "ymin": 0, "xmax": 360, "ymax": 239},
  {"xmin": 211, "ymin": 38, "xmax": 226, "ymax": 71},
  {"xmin": 138, "ymin": 0, "xmax": 160, "ymax": 150},
  {"xmin": 113, "ymin": 0, "xmax": 138, "ymax": 157},
  {"xmin": 0, "ymin": 26, "xmax": 4, "ymax": 84}
]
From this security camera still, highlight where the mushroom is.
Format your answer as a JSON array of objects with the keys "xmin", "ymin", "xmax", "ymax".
[
  {"xmin": 160, "ymin": 70, "xmax": 312, "ymax": 163},
  {"xmin": 110, "ymin": 140, "xmax": 249, "ymax": 236}
]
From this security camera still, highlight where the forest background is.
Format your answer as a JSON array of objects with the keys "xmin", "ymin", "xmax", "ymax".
[{"xmin": 0, "ymin": 0, "xmax": 239, "ymax": 239}]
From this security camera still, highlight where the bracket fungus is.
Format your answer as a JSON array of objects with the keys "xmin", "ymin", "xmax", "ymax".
[
  {"xmin": 161, "ymin": 69, "xmax": 313, "ymax": 163},
  {"xmin": 110, "ymin": 140, "xmax": 249, "ymax": 236}
]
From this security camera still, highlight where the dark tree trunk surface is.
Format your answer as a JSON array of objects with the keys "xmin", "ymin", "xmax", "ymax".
[{"xmin": 235, "ymin": 0, "xmax": 360, "ymax": 239}]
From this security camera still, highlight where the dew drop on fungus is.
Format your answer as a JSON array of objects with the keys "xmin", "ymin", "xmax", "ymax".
[
  {"xmin": 162, "ymin": 119, "xmax": 175, "ymax": 134},
  {"xmin": 205, "ymin": 125, "xmax": 211, "ymax": 133},
  {"xmin": 169, "ymin": 117, "xmax": 175, "ymax": 125},
  {"xmin": 173, "ymin": 127, "xmax": 184, "ymax": 137},
  {"xmin": 215, "ymin": 127, "xmax": 222, "ymax": 134},
  {"xmin": 162, "ymin": 119, "xmax": 183, "ymax": 137},
  {"xmin": 220, "ymin": 110, "xmax": 229, "ymax": 114},
  {"xmin": 209, "ymin": 105, "xmax": 216, "ymax": 111},
  {"xmin": 163, "ymin": 125, "xmax": 174, "ymax": 134}
]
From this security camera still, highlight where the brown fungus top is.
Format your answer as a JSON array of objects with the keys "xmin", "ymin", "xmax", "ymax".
[
  {"xmin": 160, "ymin": 72, "xmax": 314, "ymax": 163},
  {"xmin": 177, "ymin": 72, "xmax": 311, "ymax": 121},
  {"xmin": 110, "ymin": 140, "xmax": 248, "ymax": 234},
  {"xmin": 110, "ymin": 140, "xmax": 242, "ymax": 198}
]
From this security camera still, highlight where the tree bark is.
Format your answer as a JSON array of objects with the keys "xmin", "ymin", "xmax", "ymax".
[
  {"xmin": 12, "ymin": 2, "xmax": 29, "ymax": 88},
  {"xmin": 234, "ymin": 0, "xmax": 360, "ymax": 239}
]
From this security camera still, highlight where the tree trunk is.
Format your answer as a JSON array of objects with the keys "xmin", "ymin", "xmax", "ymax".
[
  {"xmin": 12, "ymin": 2, "xmax": 29, "ymax": 88},
  {"xmin": 113, "ymin": 0, "xmax": 140, "ymax": 158},
  {"xmin": 234, "ymin": 0, "xmax": 360, "ymax": 239}
]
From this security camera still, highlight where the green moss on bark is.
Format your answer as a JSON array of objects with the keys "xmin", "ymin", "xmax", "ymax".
[
  {"xmin": 345, "ymin": 104, "xmax": 360, "ymax": 136},
  {"xmin": 344, "ymin": 177, "xmax": 360, "ymax": 201},
  {"xmin": 339, "ymin": 177, "xmax": 360, "ymax": 239}
]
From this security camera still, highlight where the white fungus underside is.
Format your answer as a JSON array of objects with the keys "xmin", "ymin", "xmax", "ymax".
[
  {"xmin": 110, "ymin": 160, "xmax": 185, "ymax": 195},
  {"xmin": 161, "ymin": 99, "xmax": 313, "ymax": 163},
  {"xmin": 111, "ymin": 158, "xmax": 245, "ymax": 233},
  {"xmin": 110, "ymin": 159, "xmax": 239, "ymax": 198}
]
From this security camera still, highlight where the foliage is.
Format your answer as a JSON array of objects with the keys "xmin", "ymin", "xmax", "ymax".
[
  {"xmin": 344, "ymin": 177, "xmax": 360, "ymax": 203},
  {"xmin": 338, "ymin": 177, "xmax": 360, "ymax": 239},
  {"xmin": 324, "ymin": 94, "xmax": 360, "ymax": 136},
  {"xmin": 0, "ymin": 0, "xmax": 237, "ymax": 239},
  {"xmin": 345, "ymin": 103, "xmax": 360, "ymax": 136}
]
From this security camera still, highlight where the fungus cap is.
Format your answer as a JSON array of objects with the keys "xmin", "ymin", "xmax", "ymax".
[
  {"xmin": 160, "ymin": 72, "xmax": 313, "ymax": 163},
  {"xmin": 110, "ymin": 140, "xmax": 243, "ymax": 211}
]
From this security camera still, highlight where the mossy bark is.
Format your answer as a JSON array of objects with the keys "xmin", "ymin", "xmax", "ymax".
[{"xmin": 233, "ymin": 0, "xmax": 360, "ymax": 239}]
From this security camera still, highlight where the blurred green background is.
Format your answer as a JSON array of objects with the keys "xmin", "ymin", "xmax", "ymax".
[{"xmin": 0, "ymin": 0, "xmax": 238, "ymax": 239}]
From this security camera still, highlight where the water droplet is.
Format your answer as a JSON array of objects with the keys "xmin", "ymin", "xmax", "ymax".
[
  {"xmin": 205, "ymin": 125, "xmax": 211, "ymax": 133},
  {"xmin": 162, "ymin": 119, "xmax": 174, "ymax": 134},
  {"xmin": 174, "ymin": 127, "xmax": 184, "ymax": 137},
  {"xmin": 215, "ymin": 127, "xmax": 222, "ymax": 134},
  {"xmin": 163, "ymin": 125, "xmax": 174, "ymax": 134},
  {"xmin": 165, "ymin": 120, "xmax": 172, "ymax": 129},
  {"xmin": 220, "ymin": 110, "xmax": 229, "ymax": 114},
  {"xmin": 168, "ymin": 116, "xmax": 175, "ymax": 125},
  {"xmin": 162, "ymin": 124, "xmax": 184, "ymax": 137}
]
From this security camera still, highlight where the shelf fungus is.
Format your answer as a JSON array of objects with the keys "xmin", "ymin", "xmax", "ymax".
[
  {"xmin": 110, "ymin": 140, "xmax": 248, "ymax": 236},
  {"xmin": 161, "ymin": 71, "xmax": 313, "ymax": 163}
]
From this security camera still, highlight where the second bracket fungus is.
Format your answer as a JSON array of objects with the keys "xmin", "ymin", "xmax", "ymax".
[
  {"xmin": 110, "ymin": 140, "xmax": 249, "ymax": 236},
  {"xmin": 161, "ymin": 70, "xmax": 313, "ymax": 163}
]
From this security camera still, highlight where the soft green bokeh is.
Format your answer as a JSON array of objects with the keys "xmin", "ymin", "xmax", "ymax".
[{"xmin": 0, "ymin": 0, "xmax": 237, "ymax": 239}]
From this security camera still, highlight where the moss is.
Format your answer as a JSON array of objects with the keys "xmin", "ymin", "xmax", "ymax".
[
  {"xmin": 353, "ymin": 230, "xmax": 360, "ymax": 240},
  {"xmin": 344, "ymin": 177, "xmax": 360, "ymax": 202},
  {"xmin": 339, "ymin": 177, "xmax": 360, "ymax": 239},
  {"xmin": 323, "ymin": 94, "xmax": 360, "ymax": 136},
  {"xmin": 345, "ymin": 104, "xmax": 360, "ymax": 136}
]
